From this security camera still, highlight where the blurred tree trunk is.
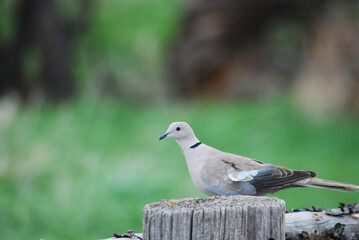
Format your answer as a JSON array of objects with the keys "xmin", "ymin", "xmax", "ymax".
[
  {"xmin": 169, "ymin": 0, "xmax": 323, "ymax": 99},
  {"xmin": 23, "ymin": 0, "xmax": 73, "ymax": 100},
  {"xmin": 0, "ymin": 0, "xmax": 95, "ymax": 102},
  {"xmin": 169, "ymin": 0, "xmax": 359, "ymax": 113}
]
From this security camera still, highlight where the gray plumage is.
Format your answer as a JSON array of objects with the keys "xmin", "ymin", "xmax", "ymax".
[{"xmin": 159, "ymin": 122, "xmax": 359, "ymax": 196}]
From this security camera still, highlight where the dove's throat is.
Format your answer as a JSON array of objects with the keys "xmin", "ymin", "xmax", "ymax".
[{"xmin": 175, "ymin": 135, "xmax": 200, "ymax": 153}]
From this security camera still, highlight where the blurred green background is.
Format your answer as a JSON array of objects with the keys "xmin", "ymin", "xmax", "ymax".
[{"xmin": 0, "ymin": 0, "xmax": 359, "ymax": 239}]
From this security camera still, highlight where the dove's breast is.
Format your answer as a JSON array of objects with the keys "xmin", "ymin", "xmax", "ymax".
[{"xmin": 183, "ymin": 145, "xmax": 218, "ymax": 196}]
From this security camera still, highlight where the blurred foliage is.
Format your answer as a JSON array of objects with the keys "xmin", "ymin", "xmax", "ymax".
[
  {"xmin": 0, "ymin": 96, "xmax": 358, "ymax": 239},
  {"xmin": 0, "ymin": 0, "xmax": 185, "ymax": 101},
  {"xmin": 75, "ymin": 0, "xmax": 185, "ymax": 101}
]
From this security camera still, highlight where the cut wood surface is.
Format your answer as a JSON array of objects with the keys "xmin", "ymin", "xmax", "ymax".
[{"xmin": 142, "ymin": 195, "xmax": 285, "ymax": 240}]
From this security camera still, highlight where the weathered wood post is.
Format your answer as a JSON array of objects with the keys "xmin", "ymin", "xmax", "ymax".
[{"xmin": 142, "ymin": 195, "xmax": 285, "ymax": 240}]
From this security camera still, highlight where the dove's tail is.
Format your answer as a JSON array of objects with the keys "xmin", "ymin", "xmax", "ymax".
[{"xmin": 301, "ymin": 178, "xmax": 359, "ymax": 192}]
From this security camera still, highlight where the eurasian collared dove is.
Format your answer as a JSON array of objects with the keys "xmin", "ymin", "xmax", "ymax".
[{"xmin": 159, "ymin": 122, "xmax": 359, "ymax": 196}]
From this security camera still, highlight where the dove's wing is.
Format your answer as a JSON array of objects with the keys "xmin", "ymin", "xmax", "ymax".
[{"xmin": 201, "ymin": 152, "xmax": 316, "ymax": 196}]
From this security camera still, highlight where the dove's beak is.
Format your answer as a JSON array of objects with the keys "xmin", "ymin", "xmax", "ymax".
[{"xmin": 159, "ymin": 132, "xmax": 170, "ymax": 140}]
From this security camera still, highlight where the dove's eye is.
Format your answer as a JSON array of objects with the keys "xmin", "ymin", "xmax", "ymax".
[{"xmin": 176, "ymin": 127, "xmax": 181, "ymax": 131}]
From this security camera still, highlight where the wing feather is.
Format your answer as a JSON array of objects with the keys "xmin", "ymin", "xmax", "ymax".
[{"xmin": 248, "ymin": 165, "xmax": 316, "ymax": 194}]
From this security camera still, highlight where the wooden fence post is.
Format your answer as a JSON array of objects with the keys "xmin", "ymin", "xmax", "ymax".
[{"xmin": 142, "ymin": 195, "xmax": 285, "ymax": 240}]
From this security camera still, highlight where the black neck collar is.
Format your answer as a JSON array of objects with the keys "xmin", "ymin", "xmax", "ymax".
[{"xmin": 190, "ymin": 142, "xmax": 202, "ymax": 149}]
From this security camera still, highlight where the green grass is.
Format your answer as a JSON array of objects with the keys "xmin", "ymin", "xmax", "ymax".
[{"xmin": 0, "ymin": 96, "xmax": 358, "ymax": 239}]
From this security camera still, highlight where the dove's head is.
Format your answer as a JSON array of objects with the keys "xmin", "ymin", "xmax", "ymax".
[{"xmin": 159, "ymin": 122, "xmax": 195, "ymax": 141}]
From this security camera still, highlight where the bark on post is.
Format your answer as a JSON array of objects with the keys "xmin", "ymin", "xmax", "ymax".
[
  {"xmin": 285, "ymin": 211, "xmax": 359, "ymax": 239},
  {"xmin": 142, "ymin": 195, "xmax": 285, "ymax": 240}
]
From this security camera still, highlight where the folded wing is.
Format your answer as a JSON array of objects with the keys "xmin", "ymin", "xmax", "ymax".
[{"xmin": 201, "ymin": 157, "xmax": 316, "ymax": 196}]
